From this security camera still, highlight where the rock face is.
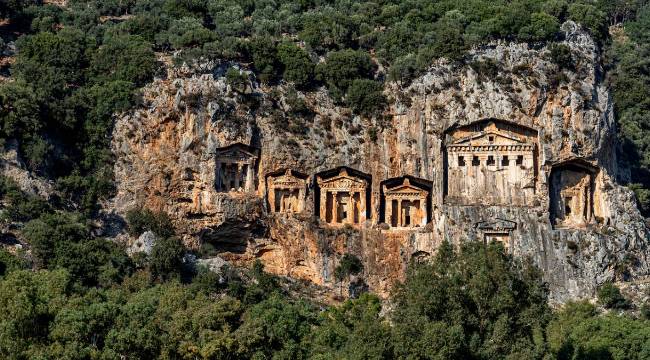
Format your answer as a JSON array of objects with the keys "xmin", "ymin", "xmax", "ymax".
[{"xmin": 110, "ymin": 22, "xmax": 650, "ymax": 303}]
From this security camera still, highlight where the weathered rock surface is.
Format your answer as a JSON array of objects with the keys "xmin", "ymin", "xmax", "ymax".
[{"xmin": 109, "ymin": 22, "xmax": 649, "ymax": 303}]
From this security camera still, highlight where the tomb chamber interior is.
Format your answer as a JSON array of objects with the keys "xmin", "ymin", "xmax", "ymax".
[{"xmin": 444, "ymin": 120, "xmax": 538, "ymax": 206}]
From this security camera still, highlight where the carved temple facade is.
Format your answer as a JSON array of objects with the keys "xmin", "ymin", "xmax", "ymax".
[
  {"xmin": 212, "ymin": 118, "xmax": 603, "ymax": 237},
  {"xmin": 316, "ymin": 167, "xmax": 370, "ymax": 226},
  {"xmin": 382, "ymin": 177, "xmax": 430, "ymax": 229},
  {"xmin": 549, "ymin": 159, "xmax": 598, "ymax": 229},
  {"xmin": 266, "ymin": 169, "xmax": 308, "ymax": 214},
  {"xmin": 445, "ymin": 120, "xmax": 538, "ymax": 206},
  {"xmin": 215, "ymin": 143, "xmax": 259, "ymax": 193}
]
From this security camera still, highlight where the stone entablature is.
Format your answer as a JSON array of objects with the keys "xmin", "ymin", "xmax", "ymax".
[
  {"xmin": 382, "ymin": 177, "xmax": 429, "ymax": 229},
  {"xmin": 215, "ymin": 143, "xmax": 258, "ymax": 193},
  {"xmin": 316, "ymin": 168, "xmax": 369, "ymax": 226},
  {"xmin": 445, "ymin": 120, "xmax": 537, "ymax": 206},
  {"xmin": 267, "ymin": 169, "xmax": 308, "ymax": 214}
]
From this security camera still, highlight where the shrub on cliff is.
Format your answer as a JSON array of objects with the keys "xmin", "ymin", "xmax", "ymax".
[
  {"xmin": 316, "ymin": 49, "xmax": 376, "ymax": 101},
  {"xmin": 277, "ymin": 41, "xmax": 315, "ymax": 88},
  {"xmin": 125, "ymin": 207, "xmax": 175, "ymax": 239},
  {"xmin": 597, "ymin": 282, "xmax": 630, "ymax": 310},
  {"xmin": 346, "ymin": 79, "xmax": 387, "ymax": 117}
]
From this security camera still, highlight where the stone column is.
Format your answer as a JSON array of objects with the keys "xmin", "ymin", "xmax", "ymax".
[
  {"xmin": 320, "ymin": 189, "xmax": 327, "ymax": 222},
  {"xmin": 332, "ymin": 191, "xmax": 338, "ymax": 223},
  {"xmin": 385, "ymin": 196, "xmax": 393, "ymax": 226},
  {"xmin": 245, "ymin": 161, "xmax": 254, "ymax": 192},
  {"xmin": 397, "ymin": 199, "xmax": 402, "ymax": 227},
  {"xmin": 347, "ymin": 193, "xmax": 353, "ymax": 224},
  {"xmin": 269, "ymin": 187, "xmax": 276, "ymax": 213},
  {"xmin": 359, "ymin": 189, "xmax": 366, "ymax": 223},
  {"xmin": 298, "ymin": 187, "xmax": 305, "ymax": 213},
  {"xmin": 421, "ymin": 196, "xmax": 428, "ymax": 226},
  {"xmin": 235, "ymin": 163, "xmax": 242, "ymax": 190}
]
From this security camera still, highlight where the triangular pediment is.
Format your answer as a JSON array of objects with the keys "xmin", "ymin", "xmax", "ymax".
[
  {"xmin": 386, "ymin": 184, "xmax": 428, "ymax": 195},
  {"xmin": 215, "ymin": 143, "xmax": 258, "ymax": 160},
  {"xmin": 453, "ymin": 131, "xmax": 525, "ymax": 145},
  {"xmin": 268, "ymin": 170, "xmax": 307, "ymax": 188},
  {"xmin": 321, "ymin": 174, "xmax": 365, "ymax": 185}
]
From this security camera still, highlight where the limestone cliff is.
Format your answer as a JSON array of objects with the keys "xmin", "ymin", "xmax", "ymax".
[{"xmin": 109, "ymin": 22, "xmax": 650, "ymax": 303}]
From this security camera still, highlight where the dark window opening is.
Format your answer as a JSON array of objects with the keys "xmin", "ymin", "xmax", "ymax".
[
  {"xmin": 501, "ymin": 156, "xmax": 509, "ymax": 166},
  {"xmin": 487, "ymin": 155, "xmax": 495, "ymax": 166},
  {"xmin": 564, "ymin": 197, "xmax": 572, "ymax": 215},
  {"xmin": 472, "ymin": 156, "xmax": 480, "ymax": 166},
  {"xmin": 516, "ymin": 155, "xmax": 524, "ymax": 165},
  {"xmin": 458, "ymin": 156, "xmax": 466, "ymax": 166},
  {"xmin": 488, "ymin": 135, "xmax": 494, "ymax": 143}
]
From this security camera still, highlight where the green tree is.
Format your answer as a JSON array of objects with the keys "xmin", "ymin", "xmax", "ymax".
[
  {"xmin": 277, "ymin": 41, "xmax": 314, "ymax": 88},
  {"xmin": 391, "ymin": 241, "xmax": 551, "ymax": 359},
  {"xmin": 149, "ymin": 236, "xmax": 186, "ymax": 281},
  {"xmin": 597, "ymin": 282, "xmax": 630, "ymax": 309},
  {"xmin": 346, "ymin": 79, "xmax": 386, "ymax": 117},
  {"xmin": 316, "ymin": 49, "xmax": 375, "ymax": 101}
]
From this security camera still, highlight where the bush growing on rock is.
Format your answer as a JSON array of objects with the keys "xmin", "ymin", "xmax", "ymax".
[
  {"xmin": 125, "ymin": 207, "xmax": 175, "ymax": 239},
  {"xmin": 346, "ymin": 79, "xmax": 386, "ymax": 117}
]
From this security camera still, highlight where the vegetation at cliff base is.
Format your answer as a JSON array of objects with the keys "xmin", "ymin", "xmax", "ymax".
[{"xmin": 1, "ymin": 239, "xmax": 650, "ymax": 359}]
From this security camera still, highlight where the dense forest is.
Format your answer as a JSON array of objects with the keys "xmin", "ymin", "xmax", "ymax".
[{"xmin": 1, "ymin": 0, "xmax": 650, "ymax": 358}]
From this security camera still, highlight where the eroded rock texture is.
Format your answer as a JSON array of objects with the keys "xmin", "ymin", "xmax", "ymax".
[{"xmin": 110, "ymin": 22, "xmax": 649, "ymax": 302}]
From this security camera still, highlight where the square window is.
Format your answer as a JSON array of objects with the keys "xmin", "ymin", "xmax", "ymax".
[
  {"xmin": 501, "ymin": 155, "xmax": 509, "ymax": 166},
  {"xmin": 458, "ymin": 156, "xmax": 466, "ymax": 166},
  {"xmin": 472, "ymin": 156, "xmax": 480, "ymax": 166},
  {"xmin": 487, "ymin": 155, "xmax": 495, "ymax": 166},
  {"xmin": 516, "ymin": 155, "xmax": 524, "ymax": 165},
  {"xmin": 488, "ymin": 136, "xmax": 494, "ymax": 143}
]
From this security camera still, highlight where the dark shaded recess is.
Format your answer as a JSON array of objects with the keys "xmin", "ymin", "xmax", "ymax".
[
  {"xmin": 200, "ymin": 219, "xmax": 268, "ymax": 254},
  {"xmin": 313, "ymin": 166, "xmax": 372, "ymax": 220}
]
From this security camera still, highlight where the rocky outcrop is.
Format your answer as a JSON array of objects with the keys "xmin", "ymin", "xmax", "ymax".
[{"xmin": 109, "ymin": 22, "xmax": 649, "ymax": 303}]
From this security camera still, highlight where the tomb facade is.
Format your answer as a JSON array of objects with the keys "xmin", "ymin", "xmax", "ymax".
[
  {"xmin": 445, "ymin": 120, "xmax": 537, "ymax": 206},
  {"xmin": 316, "ymin": 167, "xmax": 370, "ymax": 226},
  {"xmin": 382, "ymin": 177, "xmax": 430, "ymax": 229},
  {"xmin": 266, "ymin": 169, "xmax": 308, "ymax": 214},
  {"xmin": 476, "ymin": 218, "xmax": 517, "ymax": 250},
  {"xmin": 549, "ymin": 160, "xmax": 597, "ymax": 229},
  {"xmin": 215, "ymin": 143, "xmax": 259, "ymax": 193}
]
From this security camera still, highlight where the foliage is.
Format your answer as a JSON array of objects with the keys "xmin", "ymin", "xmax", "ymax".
[
  {"xmin": 346, "ymin": 79, "xmax": 387, "ymax": 117},
  {"xmin": 125, "ymin": 207, "xmax": 175, "ymax": 239},
  {"xmin": 334, "ymin": 254, "xmax": 364, "ymax": 282},
  {"xmin": 149, "ymin": 236, "xmax": 186, "ymax": 281},
  {"xmin": 317, "ymin": 49, "xmax": 376, "ymax": 101},
  {"xmin": 391, "ymin": 241, "xmax": 551, "ymax": 359},
  {"xmin": 547, "ymin": 301, "xmax": 650, "ymax": 360},
  {"xmin": 597, "ymin": 282, "xmax": 631, "ymax": 309}
]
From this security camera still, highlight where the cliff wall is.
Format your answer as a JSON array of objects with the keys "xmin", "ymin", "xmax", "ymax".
[{"xmin": 109, "ymin": 23, "xmax": 649, "ymax": 302}]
